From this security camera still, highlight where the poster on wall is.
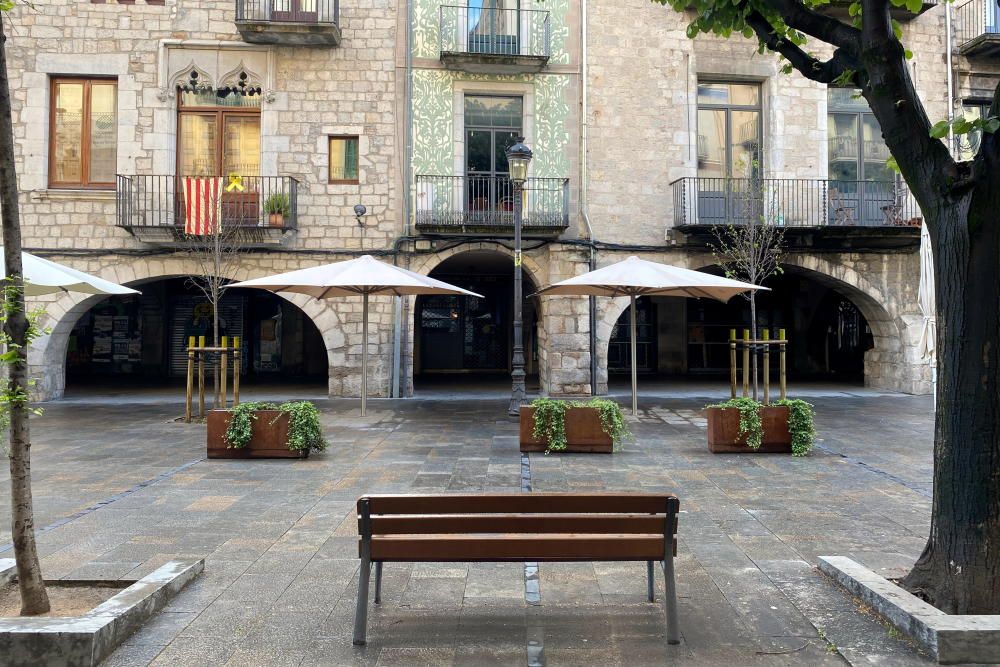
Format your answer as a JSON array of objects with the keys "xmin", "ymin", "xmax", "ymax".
[{"xmin": 255, "ymin": 312, "xmax": 282, "ymax": 373}]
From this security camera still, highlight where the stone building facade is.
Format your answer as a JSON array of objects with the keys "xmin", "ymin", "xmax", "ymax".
[{"xmin": 5, "ymin": 0, "xmax": 968, "ymax": 401}]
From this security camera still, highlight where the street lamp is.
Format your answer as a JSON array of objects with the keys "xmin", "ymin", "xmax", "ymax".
[{"xmin": 506, "ymin": 137, "xmax": 532, "ymax": 416}]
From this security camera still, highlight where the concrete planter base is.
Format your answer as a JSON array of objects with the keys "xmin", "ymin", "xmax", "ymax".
[
  {"xmin": 819, "ymin": 556, "xmax": 1000, "ymax": 664},
  {"xmin": 0, "ymin": 558, "xmax": 203, "ymax": 667}
]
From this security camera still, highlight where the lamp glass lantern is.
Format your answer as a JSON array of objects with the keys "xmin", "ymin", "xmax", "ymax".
[{"xmin": 506, "ymin": 137, "xmax": 532, "ymax": 183}]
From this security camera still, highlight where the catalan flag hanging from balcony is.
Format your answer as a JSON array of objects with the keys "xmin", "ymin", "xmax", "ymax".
[{"xmin": 183, "ymin": 177, "xmax": 221, "ymax": 236}]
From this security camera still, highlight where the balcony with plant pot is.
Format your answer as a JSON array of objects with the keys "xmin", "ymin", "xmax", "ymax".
[
  {"xmin": 438, "ymin": 4, "xmax": 550, "ymax": 73},
  {"xmin": 235, "ymin": 0, "xmax": 341, "ymax": 47},
  {"xmin": 115, "ymin": 174, "xmax": 298, "ymax": 246}
]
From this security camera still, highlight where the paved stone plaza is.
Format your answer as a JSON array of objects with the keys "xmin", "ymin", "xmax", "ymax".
[{"xmin": 0, "ymin": 387, "xmax": 935, "ymax": 666}]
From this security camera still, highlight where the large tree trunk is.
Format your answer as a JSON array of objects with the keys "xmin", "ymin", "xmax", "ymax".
[
  {"xmin": 901, "ymin": 194, "xmax": 1000, "ymax": 614},
  {"xmin": 0, "ymin": 14, "xmax": 50, "ymax": 615}
]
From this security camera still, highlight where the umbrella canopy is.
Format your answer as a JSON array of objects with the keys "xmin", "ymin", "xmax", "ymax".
[
  {"xmin": 536, "ymin": 255, "xmax": 768, "ymax": 300},
  {"xmin": 228, "ymin": 254, "xmax": 482, "ymax": 298},
  {"xmin": 918, "ymin": 223, "xmax": 936, "ymax": 404},
  {"xmin": 0, "ymin": 249, "xmax": 139, "ymax": 297},
  {"xmin": 535, "ymin": 256, "xmax": 766, "ymax": 415},
  {"xmin": 230, "ymin": 255, "xmax": 482, "ymax": 415}
]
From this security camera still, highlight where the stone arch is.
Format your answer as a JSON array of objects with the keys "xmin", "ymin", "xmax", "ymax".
[
  {"xmin": 403, "ymin": 245, "xmax": 548, "ymax": 396},
  {"xmin": 591, "ymin": 254, "xmax": 916, "ymax": 394},
  {"xmin": 28, "ymin": 257, "xmax": 343, "ymax": 401}
]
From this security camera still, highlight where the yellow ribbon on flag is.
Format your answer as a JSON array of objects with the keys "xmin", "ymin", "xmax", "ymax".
[{"xmin": 226, "ymin": 173, "xmax": 245, "ymax": 192}]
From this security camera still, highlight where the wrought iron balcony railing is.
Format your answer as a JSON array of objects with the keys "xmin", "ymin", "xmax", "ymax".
[
  {"xmin": 116, "ymin": 174, "xmax": 299, "ymax": 233},
  {"xmin": 235, "ymin": 0, "xmax": 341, "ymax": 46},
  {"xmin": 439, "ymin": 5, "xmax": 550, "ymax": 59},
  {"xmin": 415, "ymin": 174, "xmax": 569, "ymax": 234},
  {"xmin": 956, "ymin": 0, "xmax": 1000, "ymax": 54},
  {"xmin": 671, "ymin": 177, "xmax": 921, "ymax": 228},
  {"xmin": 236, "ymin": 0, "xmax": 339, "ymax": 25}
]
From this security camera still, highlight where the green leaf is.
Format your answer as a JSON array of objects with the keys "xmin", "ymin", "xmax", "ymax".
[
  {"xmin": 929, "ymin": 120, "xmax": 950, "ymax": 139},
  {"xmin": 886, "ymin": 155, "xmax": 900, "ymax": 174},
  {"xmin": 905, "ymin": 0, "xmax": 923, "ymax": 14},
  {"xmin": 983, "ymin": 117, "xmax": 1000, "ymax": 134}
]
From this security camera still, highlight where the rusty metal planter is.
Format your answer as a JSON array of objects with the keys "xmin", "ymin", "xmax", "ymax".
[
  {"xmin": 206, "ymin": 409, "xmax": 308, "ymax": 459},
  {"xmin": 519, "ymin": 406, "xmax": 614, "ymax": 453},
  {"xmin": 706, "ymin": 405, "xmax": 792, "ymax": 454}
]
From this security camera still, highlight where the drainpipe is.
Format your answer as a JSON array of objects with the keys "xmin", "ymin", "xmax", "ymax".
[
  {"xmin": 946, "ymin": 0, "xmax": 956, "ymax": 155},
  {"xmin": 390, "ymin": 0, "xmax": 415, "ymax": 398},
  {"xmin": 580, "ymin": 0, "xmax": 599, "ymax": 396}
]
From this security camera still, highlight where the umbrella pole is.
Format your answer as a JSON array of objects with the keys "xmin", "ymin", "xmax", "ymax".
[
  {"xmin": 362, "ymin": 292, "xmax": 368, "ymax": 417},
  {"xmin": 630, "ymin": 294, "xmax": 637, "ymax": 416}
]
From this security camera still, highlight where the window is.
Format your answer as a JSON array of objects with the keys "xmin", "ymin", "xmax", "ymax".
[
  {"xmin": 177, "ymin": 87, "xmax": 261, "ymax": 177},
  {"xmin": 696, "ymin": 82, "xmax": 762, "ymax": 179},
  {"xmin": 328, "ymin": 136, "xmax": 359, "ymax": 183},
  {"xmin": 464, "ymin": 95, "xmax": 522, "ymax": 213},
  {"xmin": 49, "ymin": 78, "xmax": 117, "ymax": 188},
  {"xmin": 466, "ymin": 0, "xmax": 519, "ymax": 55},
  {"xmin": 958, "ymin": 101, "xmax": 990, "ymax": 161},
  {"xmin": 826, "ymin": 88, "xmax": 893, "ymax": 183}
]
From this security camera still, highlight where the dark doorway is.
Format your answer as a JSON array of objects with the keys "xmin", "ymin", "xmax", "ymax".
[
  {"xmin": 65, "ymin": 277, "xmax": 327, "ymax": 389},
  {"xmin": 415, "ymin": 251, "xmax": 538, "ymax": 386}
]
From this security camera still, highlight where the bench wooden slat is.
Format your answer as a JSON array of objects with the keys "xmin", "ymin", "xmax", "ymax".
[
  {"xmin": 362, "ymin": 493, "xmax": 677, "ymax": 515},
  {"xmin": 368, "ymin": 534, "xmax": 667, "ymax": 562},
  {"xmin": 370, "ymin": 514, "xmax": 667, "ymax": 535}
]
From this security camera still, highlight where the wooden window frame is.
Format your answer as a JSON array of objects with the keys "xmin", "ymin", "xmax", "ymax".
[
  {"xmin": 176, "ymin": 93, "xmax": 261, "ymax": 178},
  {"xmin": 48, "ymin": 77, "xmax": 118, "ymax": 190},
  {"xmin": 328, "ymin": 135, "xmax": 360, "ymax": 184}
]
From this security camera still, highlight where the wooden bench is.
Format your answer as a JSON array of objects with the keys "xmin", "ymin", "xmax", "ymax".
[{"xmin": 353, "ymin": 493, "xmax": 680, "ymax": 645}]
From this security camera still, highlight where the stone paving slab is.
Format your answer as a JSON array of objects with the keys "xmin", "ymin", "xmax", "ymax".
[{"xmin": 0, "ymin": 391, "xmax": 937, "ymax": 665}]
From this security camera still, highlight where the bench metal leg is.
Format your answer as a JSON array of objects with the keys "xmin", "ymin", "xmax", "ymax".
[
  {"xmin": 353, "ymin": 557, "xmax": 372, "ymax": 645},
  {"xmin": 662, "ymin": 555, "xmax": 680, "ymax": 645},
  {"xmin": 374, "ymin": 562, "xmax": 383, "ymax": 604},
  {"xmin": 647, "ymin": 561, "xmax": 655, "ymax": 602}
]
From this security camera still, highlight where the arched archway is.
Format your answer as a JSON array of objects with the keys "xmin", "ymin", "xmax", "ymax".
[
  {"xmin": 60, "ymin": 278, "xmax": 329, "ymax": 394},
  {"xmin": 28, "ymin": 257, "xmax": 347, "ymax": 400},
  {"xmin": 595, "ymin": 260, "xmax": 906, "ymax": 391},
  {"xmin": 413, "ymin": 250, "xmax": 540, "ymax": 392}
]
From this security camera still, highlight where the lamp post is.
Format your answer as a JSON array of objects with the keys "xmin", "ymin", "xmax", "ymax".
[{"xmin": 506, "ymin": 137, "xmax": 532, "ymax": 416}]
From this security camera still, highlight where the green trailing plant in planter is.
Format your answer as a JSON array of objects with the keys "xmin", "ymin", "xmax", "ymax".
[
  {"xmin": 529, "ymin": 398, "xmax": 632, "ymax": 454},
  {"xmin": 706, "ymin": 396, "xmax": 815, "ymax": 456},
  {"xmin": 224, "ymin": 400, "xmax": 326, "ymax": 452},
  {"xmin": 708, "ymin": 396, "xmax": 764, "ymax": 450},
  {"xmin": 775, "ymin": 398, "xmax": 816, "ymax": 457}
]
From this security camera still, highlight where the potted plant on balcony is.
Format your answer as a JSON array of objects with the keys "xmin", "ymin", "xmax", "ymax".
[
  {"xmin": 264, "ymin": 192, "xmax": 291, "ymax": 228},
  {"xmin": 705, "ymin": 397, "xmax": 815, "ymax": 456},
  {"xmin": 520, "ymin": 398, "xmax": 632, "ymax": 454},
  {"xmin": 207, "ymin": 400, "xmax": 326, "ymax": 459}
]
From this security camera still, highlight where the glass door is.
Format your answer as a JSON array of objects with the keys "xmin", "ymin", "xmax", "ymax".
[
  {"xmin": 464, "ymin": 96, "xmax": 522, "ymax": 224},
  {"xmin": 272, "ymin": 0, "xmax": 318, "ymax": 22},
  {"xmin": 468, "ymin": 0, "xmax": 519, "ymax": 55},
  {"xmin": 696, "ymin": 82, "xmax": 762, "ymax": 225},
  {"xmin": 827, "ymin": 89, "xmax": 894, "ymax": 225}
]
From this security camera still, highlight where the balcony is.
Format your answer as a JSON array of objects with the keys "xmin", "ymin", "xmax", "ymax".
[
  {"xmin": 438, "ymin": 5, "xmax": 550, "ymax": 73},
  {"xmin": 116, "ymin": 175, "xmax": 298, "ymax": 246},
  {"xmin": 235, "ymin": 0, "xmax": 341, "ymax": 47},
  {"xmin": 415, "ymin": 175, "xmax": 568, "ymax": 235},
  {"xmin": 670, "ymin": 177, "xmax": 922, "ymax": 250},
  {"xmin": 957, "ymin": 0, "xmax": 1000, "ymax": 56}
]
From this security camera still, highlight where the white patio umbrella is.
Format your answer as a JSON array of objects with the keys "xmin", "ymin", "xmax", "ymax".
[
  {"xmin": 230, "ymin": 255, "xmax": 482, "ymax": 416},
  {"xmin": 0, "ymin": 248, "xmax": 139, "ymax": 296},
  {"xmin": 535, "ymin": 256, "xmax": 766, "ymax": 415},
  {"xmin": 918, "ymin": 223, "xmax": 937, "ymax": 405}
]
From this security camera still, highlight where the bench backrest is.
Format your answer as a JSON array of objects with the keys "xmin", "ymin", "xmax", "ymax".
[{"xmin": 357, "ymin": 493, "xmax": 679, "ymax": 562}]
